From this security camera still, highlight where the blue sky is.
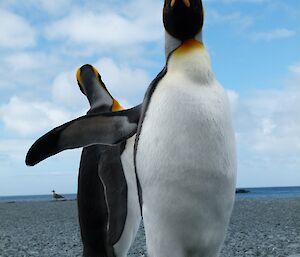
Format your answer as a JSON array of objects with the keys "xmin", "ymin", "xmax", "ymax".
[{"xmin": 0, "ymin": 0, "xmax": 299, "ymax": 196}]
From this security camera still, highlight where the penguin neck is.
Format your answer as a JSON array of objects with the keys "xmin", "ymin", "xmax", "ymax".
[
  {"xmin": 167, "ymin": 39, "xmax": 214, "ymax": 85},
  {"xmin": 165, "ymin": 31, "xmax": 203, "ymax": 59},
  {"xmin": 85, "ymin": 84, "xmax": 113, "ymax": 113}
]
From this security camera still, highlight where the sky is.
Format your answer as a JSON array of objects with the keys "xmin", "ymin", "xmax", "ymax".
[{"xmin": 0, "ymin": 0, "xmax": 299, "ymax": 196}]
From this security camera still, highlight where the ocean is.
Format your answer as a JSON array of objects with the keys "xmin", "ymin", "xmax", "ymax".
[
  {"xmin": 235, "ymin": 186, "xmax": 300, "ymax": 199},
  {"xmin": 0, "ymin": 187, "xmax": 300, "ymax": 202},
  {"xmin": 0, "ymin": 193, "xmax": 77, "ymax": 203}
]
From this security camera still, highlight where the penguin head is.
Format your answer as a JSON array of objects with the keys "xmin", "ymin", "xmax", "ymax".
[
  {"xmin": 76, "ymin": 64, "xmax": 123, "ymax": 112},
  {"xmin": 76, "ymin": 64, "xmax": 107, "ymax": 97},
  {"xmin": 163, "ymin": 0, "xmax": 204, "ymax": 42}
]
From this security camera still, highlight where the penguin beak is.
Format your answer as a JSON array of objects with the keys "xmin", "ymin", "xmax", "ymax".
[
  {"xmin": 171, "ymin": 0, "xmax": 191, "ymax": 8},
  {"xmin": 163, "ymin": 0, "xmax": 204, "ymax": 41}
]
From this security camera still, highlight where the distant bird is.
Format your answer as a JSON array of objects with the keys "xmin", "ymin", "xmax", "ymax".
[{"xmin": 52, "ymin": 190, "xmax": 64, "ymax": 200}]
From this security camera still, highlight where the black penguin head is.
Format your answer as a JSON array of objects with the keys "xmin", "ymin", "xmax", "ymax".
[
  {"xmin": 76, "ymin": 64, "xmax": 106, "ymax": 96},
  {"xmin": 163, "ymin": 0, "xmax": 204, "ymax": 41},
  {"xmin": 76, "ymin": 64, "xmax": 123, "ymax": 112}
]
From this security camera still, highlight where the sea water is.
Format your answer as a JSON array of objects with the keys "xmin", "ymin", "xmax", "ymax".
[
  {"xmin": 235, "ymin": 186, "xmax": 300, "ymax": 199},
  {"xmin": 0, "ymin": 187, "xmax": 300, "ymax": 202},
  {"xmin": 0, "ymin": 193, "xmax": 77, "ymax": 203}
]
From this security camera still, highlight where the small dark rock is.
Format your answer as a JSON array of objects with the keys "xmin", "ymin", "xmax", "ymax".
[{"xmin": 235, "ymin": 188, "xmax": 250, "ymax": 194}]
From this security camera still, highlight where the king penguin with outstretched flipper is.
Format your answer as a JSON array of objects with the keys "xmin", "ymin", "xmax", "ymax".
[
  {"xmin": 27, "ymin": 64, "xmax": 141, "ymax": 257},
  {"xmin": 26, "ymin": 1, "xmax": 236, "ymax": 256},
  {"xmin": 76, "ymin": 64, "xmax": 141, "ymax": 257}
]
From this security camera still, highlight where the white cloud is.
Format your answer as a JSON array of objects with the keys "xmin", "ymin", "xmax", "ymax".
[
  {"xmin": 206, "ymin": 10, "xmax": 253, "ymax": 30},
  {"xmin": 0, "ymin": 9, "xmax": 36, "ymax": 49},
  {"xmin": 229, "ymin": 66, "xmax": 300, "ymax": 186},
  {"xmin": 0, "ymin": 96, "xmax": 73, "ymax": 136},
  {"xmin": 33, "ymin": 0, "xmax": 72, "ymax": 15},
  {"xmin": 3, "ymin": 52, "xmax": 58, "ymax": 71},
  {"xmin": 289, "ymin": 64, "xmax": 300, "ymax": 74},
  {"xmin": 0, "ymin": 51, "xmax": 65, "ymax": 89},
  {"xmin": 0, "ymin": 139, "xmax": 31, "ymax": 161},
  {"xmin": 252, "ymin": 28, "xmax": 296, "ymax": 41},
  {"xmin": 44, "ymin": 3, "xmax": 162, "ymax": 55},
  {"xmin": 234, "ymin": 86, "xmax": 300, "ymax": 155},
  {"xmin": 94, "ymin": 58, "xmax": 151, "ymax": 105},
  {"xmin": 227, "ymin": 89, "xmax": 239, "ymax": 114},
  {"xmin": 0, "ymin": 0, "xmax": 72, "ymax": 16},
  {"xmin": 51, "ymin": 70, "xmax": 87, "ymax": 108}
]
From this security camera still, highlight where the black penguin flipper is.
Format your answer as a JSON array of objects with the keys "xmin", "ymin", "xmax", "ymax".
[
  {"xmin": 78, "ymin": 146, "xmax": 109, "ymax": 257},
  {"xmin": 98, "ymin": 144, "xmax": 128, "ymax": 256},
  {"xmin": 134, "ymin": 66, "xmax": 168, "ymax": 211},
  {"xmin": 26, "ymin": 105, "xmax": 142, "ymax": 166}
]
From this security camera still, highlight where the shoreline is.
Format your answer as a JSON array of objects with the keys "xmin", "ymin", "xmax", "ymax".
[
  {"xmin": 1, "ymin": 199, "xmax": 77, "ymax": 204},
  {"xmin": 0, "ymin": 197, "xmax": 299, "ymax": 256}
]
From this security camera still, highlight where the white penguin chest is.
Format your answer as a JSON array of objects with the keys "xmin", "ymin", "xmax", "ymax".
[
  {"xmin": 136, "ymin": 73, "xmax": 236, "ymax": 256},
  {"xmin": 137, "ymin": 75, "xmax": 236, "ymax": 185}
]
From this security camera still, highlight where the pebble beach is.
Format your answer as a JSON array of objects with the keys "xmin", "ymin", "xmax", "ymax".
[{"xmin": 0, "ymin": 198, "xmax": 299, "ymax": 257}]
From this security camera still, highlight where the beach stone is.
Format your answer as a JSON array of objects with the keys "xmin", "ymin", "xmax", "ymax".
[{"xmin": 289, "ymin": 244, "xmax": 300, "ymax": 248}]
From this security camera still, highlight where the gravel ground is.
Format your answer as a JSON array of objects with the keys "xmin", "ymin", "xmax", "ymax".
[{"xmin": 0, "ymin": 198, "xmax": 299, "ymax": 257}]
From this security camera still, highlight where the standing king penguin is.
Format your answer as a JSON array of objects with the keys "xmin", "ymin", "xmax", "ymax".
[
  {"xmin": 133, "ymin": 0, "xmax": 237, "ymax": 256},
  {"xmin": 76, "ymin": 64, "xmax": 141, "ymax": 257},
  {"xmin": 26, "ymin": 1, "xmax": 236, "ymax": 256}
]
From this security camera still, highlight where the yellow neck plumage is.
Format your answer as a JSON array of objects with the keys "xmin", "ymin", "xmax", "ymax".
[
  {"xmin": 173, "ymin": 39, "xmax": 204, "ymax": 56},
  {"xmin": 112, "ymin": 99, "xmax": 124, "ymax": 112}
]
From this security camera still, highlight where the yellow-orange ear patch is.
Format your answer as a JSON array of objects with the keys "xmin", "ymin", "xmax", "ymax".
[
  {"xmin": 92, "ymin": 66, "xmax": 100, "ymax": 78},
  {"xmin": 174, "ymin": 39, "xmax": 204, "ymax": 56},
  {"xmin": 92, "ymin": 66, "xmax": 107, "ymax": 91},
  {"xmin": 112, "ymin": 99, "xmax": 124, "ymax": 112},
  {"xmin": 76, "ymin": 68, "xmax": 84, "ymax": 87}
]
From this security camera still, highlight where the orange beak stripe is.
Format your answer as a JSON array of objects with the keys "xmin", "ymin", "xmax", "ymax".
[{"xmin": 170, "ymin": 0, "xmax": 191, "ymax": 8}]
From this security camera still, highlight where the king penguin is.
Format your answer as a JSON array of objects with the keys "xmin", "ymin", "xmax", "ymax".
[
  {"xmin": 27, "ymin": 64, "xmax": 141, "ymax": 257},
  {"xmin": 26, "ymin": 1, "xmax": 236, "ymax": 256},
  {"xmin": 75, "ymin": 64, "xmax": 141, "ymax": 257},
  {"xmin": 133, "ymin": 1, "xmax": 237, "ymax": 256}
]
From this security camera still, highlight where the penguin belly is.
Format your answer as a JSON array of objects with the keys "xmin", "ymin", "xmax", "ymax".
[
  {"xmin": 113, "ymin": 136, "xmax": 141, "ymax": 257},
  {"xmin": 136, "ymin": 76, "xmax": 236, "ymax": 257}
]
